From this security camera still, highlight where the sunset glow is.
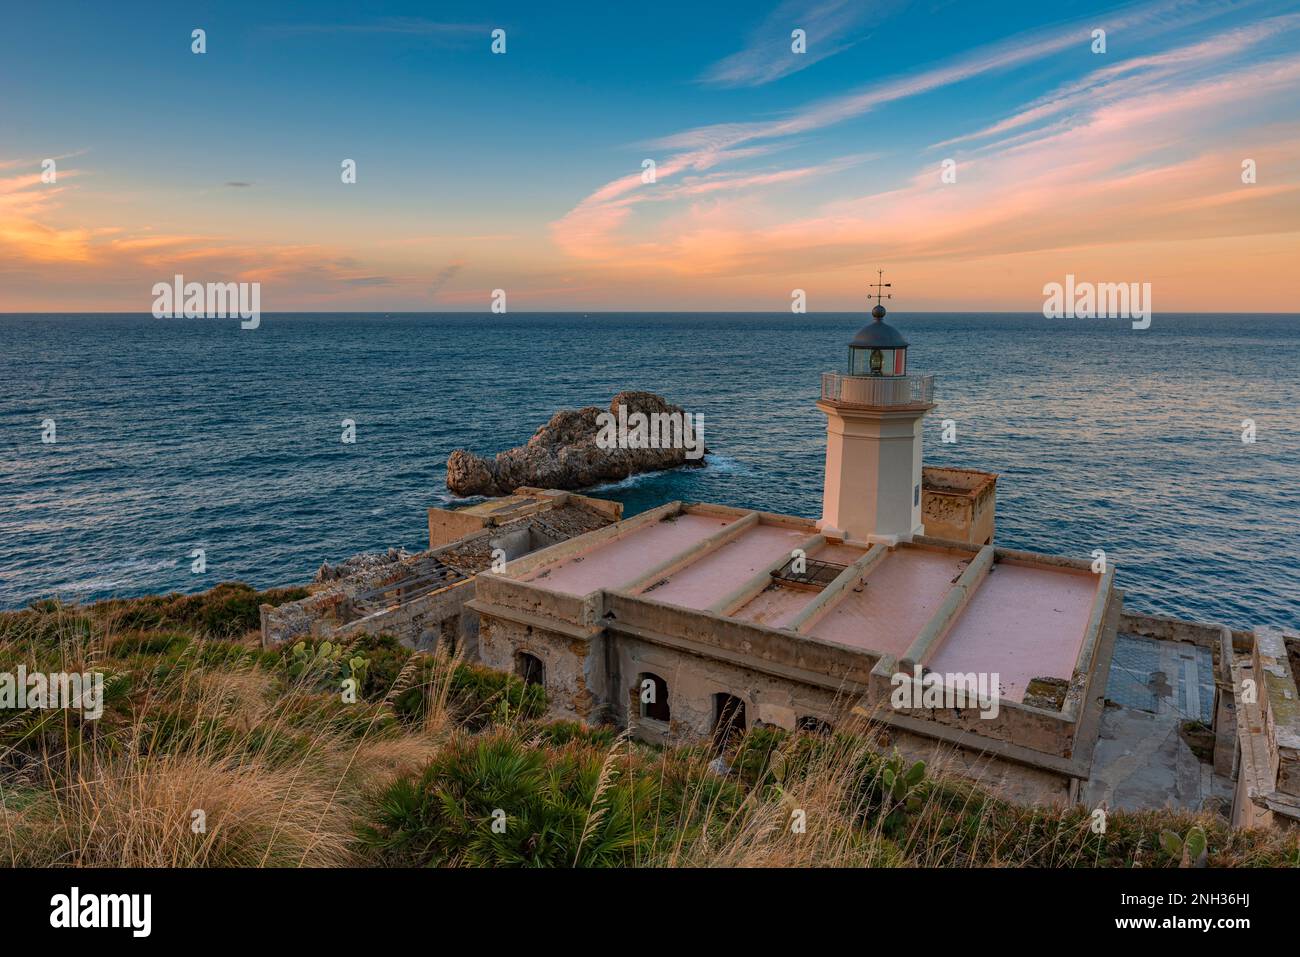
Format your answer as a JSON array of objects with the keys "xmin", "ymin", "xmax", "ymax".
[{"xmin": 2, "ymin": 0, "xmax": 1298, "ymax": 312}]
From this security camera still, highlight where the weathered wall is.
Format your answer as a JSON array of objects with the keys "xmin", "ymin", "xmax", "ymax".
[
  {"xmin": 477, "ymin": 615, "xmax": 601, "ymax": 722},
  {"xmin": 471, "ymin": 592, "xmax": 1089, "ymax": 805},
  {"xmin": 260, "ymin": 590, "xmax": 350, "ymax": 647},
  {"xmin": 920, "ymin": 493, "xmax": 976, "ymax": 545},
  {"xmin": 889, "ymin": 727, "xmax": 1073, "ymax": 806},
  {"xmin": 323, "ymin": 580, "xmax": 474, "ymax": 652},
  {"xmin": 608, "ymin": 628, "xmax": 852, "ymax": 745},
  {"xmin": 1256, "ymin": 628, "xmax": 1300, "ymax": 797},
  {"xmin": 920, "ymin": 467, "xmax": 997, "ymax": 546},
  {"xmin": 428, "ymin": 508, "xmax": 490, "ymax": 549},
  {"xmin": 606, "ymin": 592, "xmax": 880, "ymax": 689},
  {"xmin": 865, "ymin": 661, "xmax": 1082, "ymax": 759}
]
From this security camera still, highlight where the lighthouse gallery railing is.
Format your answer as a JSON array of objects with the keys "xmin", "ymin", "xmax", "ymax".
[{"xmin": 820, "ymin": 372, "xmax": 935, "ymax": 407}]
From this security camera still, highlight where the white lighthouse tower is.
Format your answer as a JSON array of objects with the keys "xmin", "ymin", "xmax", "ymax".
[{"xmin": 817, "ymin": 272, "xmax": 935, "ymax": 545}]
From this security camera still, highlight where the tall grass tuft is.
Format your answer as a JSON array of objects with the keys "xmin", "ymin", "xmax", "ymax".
[{"xmin": 3, "ymin": 587, "xmax": 1296, "ymax": 869}]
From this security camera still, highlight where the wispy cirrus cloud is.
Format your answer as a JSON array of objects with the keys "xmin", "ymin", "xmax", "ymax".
[
  {"xmin": 699, "ymin": 0, "xmax": 886, "ymax": 88},
  {"xmin": 664, "ymin": 0, "xmax": 1269, "ymax": 153},
  {"xmin": 546, "ymin": 0, "xmax": 1300, "ymax": 309},
  {"xmin": 932, "ymin": 11, "xmax": 1300, "ymax": 149},
  {"xmin": 551, "ymin": 153, "xmax": 872, "ymax": 260}
]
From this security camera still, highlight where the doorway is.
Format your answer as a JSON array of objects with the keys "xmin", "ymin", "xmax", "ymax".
[{"xmin": 712, "ymin": 693, "xmax": 746, "ymax": 752}]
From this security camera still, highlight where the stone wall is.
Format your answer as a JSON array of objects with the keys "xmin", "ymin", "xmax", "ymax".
[
  {"xmin": 889, "ymin": 727, "xmax": 1074, "ymax": 806},
  {"xmin": 477, "ymin": 615, "xmax": 603, "ymax": 722},
  {"xmin": 1223, "ymin": 625, "xmax": 1300, "ymax": 830},
  {"xmin": 610, "ymin": 628, "xmax": 852, "ymax": 745},
  {"xmin": 261, "ymin": 577, "xmax": 475, "ymax": 653},
  {"xmin": 920, "ymin": 466, "xmax": 997, "ymax": 546},
  {"xmin": 262, "ymin": 489, "xmax": 619, "ymax": 651}
]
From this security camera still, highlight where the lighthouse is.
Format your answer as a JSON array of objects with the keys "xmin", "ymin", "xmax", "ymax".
[{"xmin": 817, "ymin": 272, "xmax": 935, "ymax": 545}]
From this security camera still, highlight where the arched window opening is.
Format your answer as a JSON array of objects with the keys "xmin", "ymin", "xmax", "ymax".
[
  {"xmin": 796, "ymin": 716, "xmax": 833, "ymax": 735},
  {"xmin": 638, "ymin": 672, "xmax": 670, "ymax": 722},
  {"xmin": 516, "ymin": 651, "xmax": 544, "ymax": 688}
]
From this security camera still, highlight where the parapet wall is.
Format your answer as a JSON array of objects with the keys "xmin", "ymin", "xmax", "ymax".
[
  {"xmin": 921, "ymin": 466, "xmax": 997, "ymax": 546},
  {"xmin": 1229, "ymin": 626, "xmax": 1300, "ymax": 829},
  {"xmin": 474, "ymin": 572, "xmax": 604, "ymax": 632},
  {"xmin": 606, "ymin": 591, "xmax": 880, "ymax": 691}
]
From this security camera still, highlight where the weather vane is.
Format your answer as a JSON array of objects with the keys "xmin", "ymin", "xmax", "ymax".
[{"xmin": 868, "ymin": 268, "xmax": 892, "ymax": 307}]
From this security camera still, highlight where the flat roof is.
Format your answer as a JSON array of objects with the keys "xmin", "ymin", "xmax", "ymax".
[
  {"xmin": 524, "ymin": 511, "xmax": 734, "ymax": 595},
  {"xmin": 509, "ymin": 504, "xmax": 1102, "ymax": 693},
  {"xmin": 456, "ymin": 494, "xmax": 538, "ymax": 516},
  {"xmin": 641, "ymin": 522, "xmax": 809, "ymax": 610},
  {"xmin": 729, "ymin": 539, "xmax": 867, "ymax": 628},
  {"xmin": 922, "ymin": 466, "xmax": 998, "ymax": 498},
  {"xmin": 732, "ymin": 583, "xmax": 813, "ymax": 630},
  {"xmin": 808, "ymin": 548, "xmax": 970, "ymax": 657},
  {"xmin": 925, "ymin": 562, "xmax": 1097, "ymax": 703}
]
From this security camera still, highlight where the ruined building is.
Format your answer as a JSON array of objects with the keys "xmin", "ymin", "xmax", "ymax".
[
  {"xmin": 263, "ymin": 298, "xmax": 1297, "ymax": 826},
  {"xmin": 261, "ymin": 489, "xmax": 622, "ymax": 655}
]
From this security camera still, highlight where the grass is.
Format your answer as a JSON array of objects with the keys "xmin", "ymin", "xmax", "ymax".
[{"xmin": 1, "ymin": 584, "xmax": 1296, "ymax": 868}]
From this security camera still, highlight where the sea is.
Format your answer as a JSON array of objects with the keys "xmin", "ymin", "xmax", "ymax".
[{"xmin": 1, "ymin": 312, "xmax": 1296, "ymax": 631}]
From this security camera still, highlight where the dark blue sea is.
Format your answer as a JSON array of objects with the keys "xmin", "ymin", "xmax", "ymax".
[{"xmin": 1, "ymin": 313, "xmax": 1296, "ymax": 631}]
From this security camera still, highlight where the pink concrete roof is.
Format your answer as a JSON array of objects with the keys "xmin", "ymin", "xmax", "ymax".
[
  {"xmin": 808, "ymin": 548, "xmax": 971, "ymax": 657},
  {"xmin": 733, "ymin": 582, "xmax": 818, "ymax": 629},
  {"xmin": 810, "ymin": 542, "xmax": 869, "ymax": 565},
  {"xmin": 730, "ymin": 540, "xmax": 867, "ymax": 629},
  {"xmin": 924, "ymin": 562, "xmax": 1097, "ymax": 704},
  {"xmin": 641, "ymin": 522, "xmax": 810, "ymax": 610},
  {"xmin": 512, "ymin": 503, "xmax": 1098, "ymax": 693},
  {"xmin": 524, "ymin": 512, "xmax": 733, "ymax": 596}
]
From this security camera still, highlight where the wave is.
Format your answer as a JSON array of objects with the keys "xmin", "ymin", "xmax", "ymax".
[{"xmin": 46, "ymin": 557, "xmax": 181, "ymax": 596}]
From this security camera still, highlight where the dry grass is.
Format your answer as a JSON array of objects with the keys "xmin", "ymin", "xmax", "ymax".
[
  {"xmin": 2, "ymin": 591, "xmax": 1297, "ymax": 869},
  {"xmin": 664, "ymin": 718, "xmax": 1299, "ymax": 868},
  {"xmin": 0, "ymin": 600, "xmax": 448, "ymax": 868},
  {"xmin": 29, "ymin": 750, "xmax": 356, "ymax": 867}
]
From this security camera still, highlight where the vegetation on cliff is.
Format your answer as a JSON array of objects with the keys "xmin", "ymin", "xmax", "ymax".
[{"xmin": 1, "ymin": 585, "xmax": 1294, "ymax": 868}]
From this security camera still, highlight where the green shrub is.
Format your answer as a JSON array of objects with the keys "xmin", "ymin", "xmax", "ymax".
[
  {"xmin": 525, "ymin": 720, "xmax": 619, "ymax": 749},
  {"xmin": 359, "ymin": 731, "xmax": 654, "ymax": 867},
  {"xmin": 344, "ymin": 633, "xmax": 414, "ymax": 700},
  {"xmin": 730, "ymin": 725, "xmax": 789, "ymax": 783},
  {"xmin": 383, "ymin": 656, "xmax": 547, "ymax": 727},
  {"xmin": 446, "ymin": 663, "xmax": 546, "ymax": 728},
  {"xmin": 106, "ymin": 630, "xmax": 192, "ymax": 659},
  {"xmin": 90, "ymin": 582, "xmax": 310, "ymax": 638}
]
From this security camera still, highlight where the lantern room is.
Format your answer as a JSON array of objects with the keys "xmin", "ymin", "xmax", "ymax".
[{"xmin": 848, "ymin": 303, "xmax": 909, "ymax": 376}]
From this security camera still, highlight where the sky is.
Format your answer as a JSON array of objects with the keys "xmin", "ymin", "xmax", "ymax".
[{"xmin": 1, "ymin": 0, "xmax": 1298, "ymax": 312}]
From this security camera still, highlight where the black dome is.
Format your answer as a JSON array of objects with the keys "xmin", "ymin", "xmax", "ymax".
[{"xmin": 850, "ymin": 315, "xmax": 909, "ymax": 350}]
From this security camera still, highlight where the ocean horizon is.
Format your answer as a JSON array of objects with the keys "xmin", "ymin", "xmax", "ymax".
[{"xmin": 3, "ymin": 311, "xmax": 1297, "ymax": 631}]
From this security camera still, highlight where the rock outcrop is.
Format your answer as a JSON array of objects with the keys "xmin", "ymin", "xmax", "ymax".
[
  {"xmin": 446, "ymin": 391, "xmax": 706, "ymax": 497},
  {"xmin": 315, "ymin": 547, "xmax": 412, "ymax": 583}
]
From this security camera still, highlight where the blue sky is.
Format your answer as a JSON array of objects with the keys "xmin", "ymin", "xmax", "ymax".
[{"xmin": 2, "ymin": 0, "xmax": 1298, "ymax": 310}]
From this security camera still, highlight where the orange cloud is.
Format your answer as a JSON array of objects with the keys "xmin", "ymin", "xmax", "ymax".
[{"xmin": 542, "ymin": 32, "xmax": 1300, "ymax": 310}]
